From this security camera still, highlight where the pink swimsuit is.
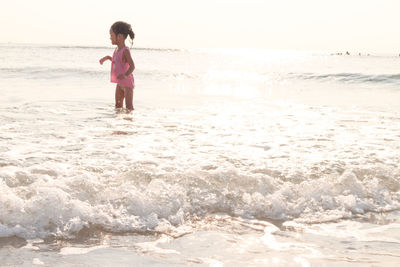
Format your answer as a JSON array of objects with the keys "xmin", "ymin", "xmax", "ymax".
[{"xmin": 111, "ymin": 46, "xmax": 134, "ymax": 89}]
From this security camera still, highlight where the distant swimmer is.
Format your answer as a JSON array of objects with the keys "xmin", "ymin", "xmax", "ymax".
[{"xmin": 345, "ymin": 51, "xmax": 350, "ymax": 55}]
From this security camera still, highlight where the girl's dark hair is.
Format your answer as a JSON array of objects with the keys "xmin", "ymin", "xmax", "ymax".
[{"xmin": 111, "ymin": 21, "xmax": 135, "ymax": 45}]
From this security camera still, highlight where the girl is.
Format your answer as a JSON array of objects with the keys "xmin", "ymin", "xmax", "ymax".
[{"xmin": 100, "ymin": 21, "xmax": 135, "ymax": 111}]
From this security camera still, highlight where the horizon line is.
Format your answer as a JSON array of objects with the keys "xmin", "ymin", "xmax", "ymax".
[{"xmin": 1, "ymin": 42, "xmax": 399, "ymax": 56}]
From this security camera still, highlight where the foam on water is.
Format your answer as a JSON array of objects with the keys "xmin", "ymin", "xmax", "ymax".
[{"xmin": 0, "ymin": 99, "xmax": 399, "ymax": 240}]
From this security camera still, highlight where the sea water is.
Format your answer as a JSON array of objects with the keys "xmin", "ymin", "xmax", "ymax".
[{"xmin": 0, "ymin": 43, "xmax": 400, "ymax": 266}]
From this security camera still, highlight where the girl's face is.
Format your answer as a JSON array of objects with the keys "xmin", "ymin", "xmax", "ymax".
[{"xmin": 109, "ymin": 29, "xmax": 117, "ymax": 45}]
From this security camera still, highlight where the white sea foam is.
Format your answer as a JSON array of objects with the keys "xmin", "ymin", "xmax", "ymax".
[
  {"xmin": 0, "ymin": 98, "xmax": 399, "ymax": 240},
  {"xmin": 59, "ymin": 245, "xmax": 108, "ymax": 255}
]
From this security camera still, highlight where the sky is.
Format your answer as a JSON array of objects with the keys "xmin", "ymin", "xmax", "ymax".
[{"xmin": 1, "ymin": 0, "xmax": 400, "ymax": 53}]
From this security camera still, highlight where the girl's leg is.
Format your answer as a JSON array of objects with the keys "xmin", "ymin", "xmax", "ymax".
[
  {"xmin": 115, "ymin": 85, "xmax": 124, "ymax": 108},
  {"xmin": 124, "ymin": 87, "xmax": 134, "ymax": 111}
]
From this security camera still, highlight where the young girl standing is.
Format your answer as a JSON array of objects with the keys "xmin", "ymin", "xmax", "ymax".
[{"xmin": 100, "ymin": 21, "xmax": 135, "ymax": 111}]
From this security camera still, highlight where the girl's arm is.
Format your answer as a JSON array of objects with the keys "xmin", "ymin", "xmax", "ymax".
[
  {"xmin": 99, "ymin": 56, "xmax": 112, "ymax": 65},
  {"xmin": 117, "ymin": 50, "xmax": 135, "ymax": 79}
]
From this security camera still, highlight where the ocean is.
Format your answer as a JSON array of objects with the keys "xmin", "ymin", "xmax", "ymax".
[{"xmin": 0, "ymin": 43, "xmax": 399, "ymax": 266}]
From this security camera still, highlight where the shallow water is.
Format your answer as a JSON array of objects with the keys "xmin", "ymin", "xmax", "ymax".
[{"xmin": 0, "ymin": 44, "xmax": 400, "ymax": 266}]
